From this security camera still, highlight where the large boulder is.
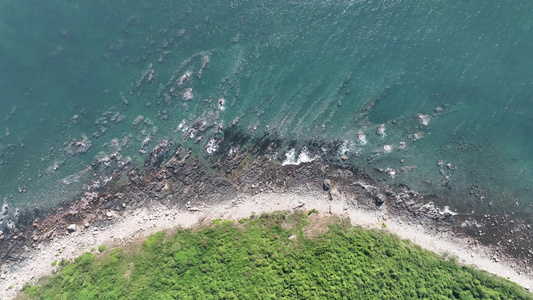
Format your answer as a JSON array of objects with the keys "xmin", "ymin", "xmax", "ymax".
[{"xmin": 67, "ymin": 224, "xmax": 76, "ymax": 233}]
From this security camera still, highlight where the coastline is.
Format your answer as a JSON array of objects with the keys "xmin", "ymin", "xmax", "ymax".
[
  {"xmin": 2, "ymin": 1, "xmax": 533, "ymax": 298},
  {"xmin": 1, "ymin": 189, "xmax": 532, "ymax": 298},
  {"xmin": 1, "ymin": 146, "xmax": 532, "ymax": 298}
]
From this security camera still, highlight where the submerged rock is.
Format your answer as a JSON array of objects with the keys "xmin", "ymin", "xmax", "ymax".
[{"xmin": 183, "ymin": 88, "xmax": 193, "ymax": 100}]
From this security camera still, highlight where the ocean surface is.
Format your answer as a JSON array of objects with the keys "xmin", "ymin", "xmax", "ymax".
[{"xmin": 1, "ymin": 1, "xmax": 533, "ymax": 225}]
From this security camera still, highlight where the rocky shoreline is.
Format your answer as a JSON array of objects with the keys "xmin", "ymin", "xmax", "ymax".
[{"xmin": 1, "ymin": 141, "xmax": 532, "ymax": 297}]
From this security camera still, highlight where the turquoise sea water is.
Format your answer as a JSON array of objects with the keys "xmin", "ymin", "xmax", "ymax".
[{"xmin": 1, "ymin": 1, "xmax": 533, "ymax": 224}]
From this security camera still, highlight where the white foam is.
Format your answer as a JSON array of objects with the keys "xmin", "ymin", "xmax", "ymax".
[
  {"xmin": 420, "ymin": 202, "xmax": 458, "ymax": 216},
  {"xmin": 376, "ymin": 124, "xmax": 386, "ymax": 136},
  {"xmin": 177, "ymin": 120, "xmax": 186, "ymax": 131},
  {"xmin": 339, "ymin": 141, "xmax": 352, "ymax": 155},
  {"xmin": 205, "ymin": 138, "xmax": 218, "ymax": 154},
  {"xmin": 218, "ymin": 98, "xmax": 225, "ymax": 111},
  {"xmin": 282, "ymin": 148, "xmax": 319, "ymax": 166},
  {"xmin": 282, "ymin": 149, "xmax": 297, "ymax": 165},
  {"xmin": 442, "ymin": 206, "xmax": 458, "ymax": 216},
  {"xmin": 385, "ymin": 168, "xmax": 396, "ymax": 178},
  {"xmin": 183, "ymin": 88, "xmax": 193, "ymax": 100},
  {"xmin": 341, "ymin": 140, "xmax": 363, "ymax": 156},
  {"xmin": 417, "ymin": 114, "xmax": 431, "ymax": 126},
  {"xmin": 228, "ymin": 146, "xmax": 239, "ymax": 157},
  {"xmin": 357, "ymin": 130, "xmax": 367, "ymax": 145}
]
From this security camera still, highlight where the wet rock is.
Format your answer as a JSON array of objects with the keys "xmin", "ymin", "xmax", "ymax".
[
  {"xmin": 376, "ymin": 124, "xmax": 386, "ymax": 135},
  {"xmin": 411, "ymin": 131, "xmax": 425, "ymax": 141},
  {"xmin": 183, "ymin": 88, "xmax": 193, "ymax": 100},
  {"xmin": 416, "ymin": 114, "xmax": 431, "ymax": 126},
  {"xmin": 6, "ymin": 143, "xmax": 531, "ymax": 284},
  {"xmin": 146, "ymin": 138, "xmax": 173, "ymax": 168},
  {"xmin": 151, "ymin": 182, "xmax": 166, "ymax": 192},
  {"xmin": 128, "ymin": 170, "xmax": 143, "ymax": 186},
  {"xmin": 65, "ymin": 136, "xmax": 92, "ymax": 156},
  {"xmin": 71, "ymin": 114, "xmax": 79, "ymax": 125}
]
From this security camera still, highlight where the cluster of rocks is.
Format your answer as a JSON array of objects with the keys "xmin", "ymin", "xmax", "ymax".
[
  {"xmin": 460, "ymin": 212, "xmax": 533, "ymax": 270},
  {"xmin": 1, "ymin": 140, "xmax": 532, "ymax": 281},
  {"xmin": 64, "ymin": 135, "xmax": 92, "ymax": 156},
  {"xmin": 93, "ymin": 107, "xmax": 125, "ymax": 137}
]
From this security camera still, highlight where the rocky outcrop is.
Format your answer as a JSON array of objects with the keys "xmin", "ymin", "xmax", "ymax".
[{"xmin": 3, "ymin": 142, "xmax": 528, "ymax": 273}]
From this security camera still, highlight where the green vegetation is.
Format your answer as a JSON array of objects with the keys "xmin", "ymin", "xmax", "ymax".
[
  {"xmin": 58, "ymin": 259, "xmax": 68, "ymax": 267},
  {"xmin": 22, "ymin": 211, "xmax": 532, "ymax": 299},
  {"xmin": 308, "ymin": 208, "xmax": 319, "ymax": 216},
  {"xmin": 98, "ymin": 245, "xmax": 105, "ymax": 253},
  {"xmin": 51, "ymin": 260, "xmax": 57, "ymax": 267}
]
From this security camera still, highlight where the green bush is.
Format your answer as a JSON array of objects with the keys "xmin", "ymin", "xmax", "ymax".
[
  {"xmin": 143, "ymin": 231, "xmax": 165, "ymax": 250},
  {"xmin": 98, "ymin": 245, "xmax": 105, "ymax": 253},
  {"xmin": 23, "ymin": 211, "xmax": 533, "ymax": 299},
  {"xmin": 58, "ymin": 259, "xmax": 69, "ymax": 267}
]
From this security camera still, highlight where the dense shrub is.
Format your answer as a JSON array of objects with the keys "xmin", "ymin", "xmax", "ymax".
[{"xmin": 23, "ymin": 211, "xmax": 532, "ymax": 299}]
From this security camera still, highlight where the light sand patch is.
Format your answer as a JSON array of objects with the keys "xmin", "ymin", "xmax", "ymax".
[{"xmin": 302, "ymin": 213, "xmax": 342, "ymax": 238}]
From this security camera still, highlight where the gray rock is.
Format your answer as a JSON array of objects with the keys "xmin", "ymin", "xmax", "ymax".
[
  {"xmin": 323, "ymin": 179, "xmax": 331, "ymax": 191},
  {"xmin": 374, "ymin": 194, "xmax": 386, "ymax": 206},
  {"xmin": 67, "ymin": 224, "xmax": 76, "ymax": 232}
]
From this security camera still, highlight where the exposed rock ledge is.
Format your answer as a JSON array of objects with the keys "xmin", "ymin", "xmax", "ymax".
[{"xmin": 0, "ymin": 146, "xmax": 531, "ymax": 298}]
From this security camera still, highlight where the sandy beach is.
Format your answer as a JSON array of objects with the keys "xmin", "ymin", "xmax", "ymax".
[{"xmin": 1, "ymin": 189, "xmax": 531, "ymax": 299}]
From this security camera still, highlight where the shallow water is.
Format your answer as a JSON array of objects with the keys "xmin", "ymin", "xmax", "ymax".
[{"xmin": 1, "ymin": 1, "xmax": 533, "ymax": 224}]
